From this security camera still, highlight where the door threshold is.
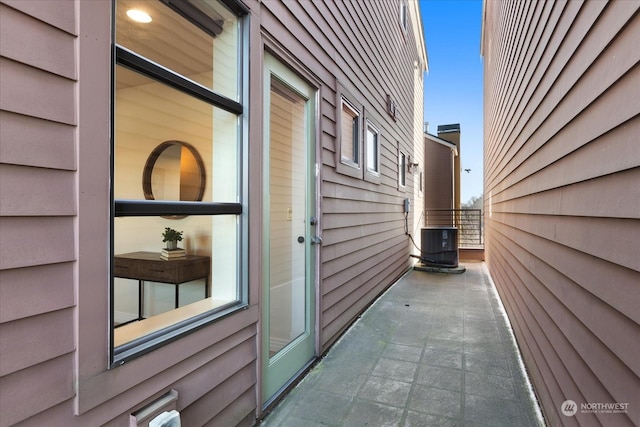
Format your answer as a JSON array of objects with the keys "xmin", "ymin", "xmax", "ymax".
[{"xmin": 261, "ymin": 357, "xmax": 317, "ymax": 413}]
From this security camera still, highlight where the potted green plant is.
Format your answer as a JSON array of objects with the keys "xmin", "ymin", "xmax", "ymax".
[{"xmin": 162, "ymin": 227, "xmax": 183, "ymax": 250}]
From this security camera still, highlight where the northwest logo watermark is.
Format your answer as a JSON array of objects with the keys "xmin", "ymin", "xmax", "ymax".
[
  {"xmin": 561, "ymin": 400, "xmax": 577, "ymax": 417},
  {"xmin": 561, "ymin": 400, "xmax": 629, "ymax": 416}
]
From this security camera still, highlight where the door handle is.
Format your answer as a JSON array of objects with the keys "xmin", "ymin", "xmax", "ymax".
[{"xmin": 311, "ymin": 236, "xmax": 323, "ymax": 245}]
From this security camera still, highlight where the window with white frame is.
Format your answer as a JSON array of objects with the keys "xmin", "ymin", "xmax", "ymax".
[
  {"xmin": 399, "ymin": 0, "xmax": 408, "ymax": 34},
  {"xmin": 399, "ymin": 151, "xmax": 407, "ymax": 188},
  {"xmin": 366, "ymin": 121, "xmax": 380, "ymax": 175},
  {"xmin": 111, "ymin": 0, "xmax": 247, "ymax": 364}
]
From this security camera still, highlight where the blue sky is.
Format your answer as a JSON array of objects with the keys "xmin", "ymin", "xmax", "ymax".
[{"xmin": 419, "ymin": 0, "xmax": 484, "ymax": 204}]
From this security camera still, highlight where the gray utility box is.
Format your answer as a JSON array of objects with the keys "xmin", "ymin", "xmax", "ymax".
[{"xmin": 420, "ymin": 227, "xmax": 459, "ymax": 268}]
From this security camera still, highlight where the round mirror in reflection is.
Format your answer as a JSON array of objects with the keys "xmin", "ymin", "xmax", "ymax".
[{"xmin": 143, "ymin": 141, "xmax": 206, "ymax": 218}]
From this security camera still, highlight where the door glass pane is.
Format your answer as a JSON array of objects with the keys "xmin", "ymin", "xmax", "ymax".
[{"xmin": 269, "ymin": 79, "xmax": 307, "ymax": 357}]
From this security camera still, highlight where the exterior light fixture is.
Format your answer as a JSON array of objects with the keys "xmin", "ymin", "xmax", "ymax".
[
  {"xmin": 407, "ymin": 156, "xmax": 420, "ymax": 174},
  {"xmin": 126, "ymin": 9, "xmax": 152, "ymax": 23}
]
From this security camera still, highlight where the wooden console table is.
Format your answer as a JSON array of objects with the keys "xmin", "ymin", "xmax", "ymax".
[{"xmin": 114, "ymin": 251, "xmax": 210, "ymax": 321}]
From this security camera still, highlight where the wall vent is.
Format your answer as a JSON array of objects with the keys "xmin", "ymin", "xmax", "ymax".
[{"xmin": 130, "ymin": 389, "xmax": 178, "ymax": 427}]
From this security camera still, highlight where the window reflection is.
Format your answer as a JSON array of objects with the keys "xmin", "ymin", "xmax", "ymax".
[
  {"xmin": 116, "ymin": 0, "xmax": 238, "ymax": 100},
  {"xmin": 143, "ymin": 141, "xmax": 206, "ymax": 202},
  {"xmin": 112, "ymin": 1, "xmax": 243, "ymax": 353},
  {"xmin": 114, "ymin": 65, "xmax": 238, "ymax": 203}
]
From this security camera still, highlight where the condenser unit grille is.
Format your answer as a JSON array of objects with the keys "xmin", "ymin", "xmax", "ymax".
[{"xmin": 420, "ymin": 227, "xmax": 459, "ymax": 268}]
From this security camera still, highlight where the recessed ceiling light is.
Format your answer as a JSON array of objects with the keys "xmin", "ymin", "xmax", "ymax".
[{"xmin": 126, "ymin": 9, "xmax": 152, "ymax": 23}]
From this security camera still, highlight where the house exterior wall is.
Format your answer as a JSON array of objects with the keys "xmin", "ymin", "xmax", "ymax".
[
  {"xmin": 0, "ymin": 0, "xmax": 426, "ymax": 425},
  {"xmin": 436, "ymin": 127, "xmax": 461, "ymax": 209},
  {"xmin": 424, "ymin": 135, "xmax": 455, "ymax": 226},
  {"xmin": 482, "ymin": 1, "xmax": 640, "ymax": 426},
  {"xmin": 278, "ymin": 0, "xmax": 427, "ymax": 350}
]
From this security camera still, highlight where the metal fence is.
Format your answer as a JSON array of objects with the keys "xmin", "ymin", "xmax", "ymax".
[{"xmin": 424, "ymin": 209, "xmax": 483, "ymax": 247}]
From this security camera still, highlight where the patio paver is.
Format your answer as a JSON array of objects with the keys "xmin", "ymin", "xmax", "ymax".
[{"xmin": 259, "ymin": 261, "xmax": 545, "ymax": 427}]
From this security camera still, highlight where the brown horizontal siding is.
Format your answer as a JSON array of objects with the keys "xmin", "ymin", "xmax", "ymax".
[
  {"xmin": 2, "ymin": 0, "xmax": 76, "ymax": 34},
  {"xmin": 177, "ymin": 339, "xmax": 257, "ymax": 426},
  {"xmin": 321, "ymin": 249, "xmax": 409, "ymax": 349},
  {"xmin": 0, "ymin": 263, "xmax": 74, "ymax": 322},
  {"xmin": 485, "ymin": 239, "xmax": 589, "ymax": 426},
  {"xmin": 486, "ymin": 0, "xmax": 571, "ymax": 161},
  {"xmin": 77, "ymin": 311, "xmax": 258, "ymax": 414},
  {"xmin": 0, "ymin": 217, "xmax": 75, "ymax": 270},
  {"xmin": 202, "ymin": 386, "xmax": 256, "ymax": 427},
  {"xmin": 494, "ymin": 117, "xmax": 640, "ymax": 202},
  {"xmin": 0, "ymin": 58, "xmax": 75, "ymax": 125},
  {"xmin": 486, "ymin": 0, "xmax": 577, "ymax": 161},
  {"xmin": 322, "ymin": 178, "xmax": 410, "ymax": 205},
  {"xmin": 0, "ymin": 3, "xmax": 79, "ymax": 424},
  {"xmin": 488, "ymin": 234, "xmax": 638, "ymax": 427},
  {"xmin": 494, "ymin": 212, "xmax": 640, "ymax": 275},
  {"xmin": 0, "ymin": 111, "xmax": 76, "ymax": 170},
  {"xmin": 322, "ymin": 218, "xmax": 400, "ymax": 247},
  {"xmin": 487, "ymin": 0, "xmax": 638, "ymax": 186},
  {"xmin": 0, "ymin": 3, "xmax": 76, "ymax": 80},
  {"xmin": 492, "ymin": 167, "xmax": 640, "ymax": 220},
  {"xmin": 0, "ymin": 165, "xmax": 76, "ymax": 216},
  {"xmin": 0, "ymin": 309, "xmax": 75, "ymax": 376},
  {"xmin": 9, "ymin": 321, "xmax": 257, "ymax": 426},
  {"xmin": 483, "ymin": 0, "xmax": 640, "ymax": 425},
  {"xmin": 491, "ymin": 60, "xmax": 640, "ymax": 196},
  {"xmin": 323, "ymin": 234, "xmax": 407, "ymax": 299},
  {"xmin": 323, "ymin": 224, "xmax": 402, "ymax": 268},
  {"xmin": 490, "ymin": 220, "xmax": 639, "ymax": 377},
  {"xmin": 0, "ymin": 354, "xmax": 75, "ymax": 427}
]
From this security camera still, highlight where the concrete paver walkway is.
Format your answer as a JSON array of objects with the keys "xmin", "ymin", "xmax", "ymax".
[{"xmin": 260, "ymin": 262, "xmax": 545, "ymax": 427}]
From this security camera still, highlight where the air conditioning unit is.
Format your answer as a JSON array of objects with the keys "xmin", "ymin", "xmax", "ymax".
[{"xmin": 421, "ymin": 227, "xmax": 459, "ymax": 268}]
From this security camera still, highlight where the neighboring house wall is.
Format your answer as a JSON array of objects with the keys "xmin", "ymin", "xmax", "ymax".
[
  {"xmin": 437, "ymin": 124, "xmax": 461, "ymax": 209},
  {"xmin": 424, "ymin": 133, "xmax": 455, "ymax": 226},
  {"xmin": 482, "ymin": 1, "xmax": 640, "ymax": 426},
  {"xmin": 0, "ymin": 0, "xmax": 426, "ymax": 425}
]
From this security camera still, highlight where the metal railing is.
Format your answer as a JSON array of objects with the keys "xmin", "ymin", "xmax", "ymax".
[{"xmin": 425, "ymin": 209, "xmax": 483, "ymax": 247}]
